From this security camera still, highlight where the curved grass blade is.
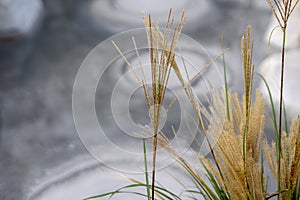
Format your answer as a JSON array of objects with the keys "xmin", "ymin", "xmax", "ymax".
[
  {"xmin": 84, "ymin": 190, "xmax": 149, "ymax": 200},
  {"xmin": 183, "ymin": 189, "xmax": 205, "ymax": 200},
  {"xmin": 257, "ymin": 72, "xmax": 284, "ymax": 199},
  {"xmin": 256, "ymin": 73, "xmax": 280, "ymax": 149},
  {"xmin": 200, "ymin": 160, "xmax": 229, "ymax": 200},
  {"xmin": 179, "ymin": 162, "xmax": 217, "ymax": 200},
  {"xmin": 84, "ymin": 183, "xmax": 182, "ymax": 200}
]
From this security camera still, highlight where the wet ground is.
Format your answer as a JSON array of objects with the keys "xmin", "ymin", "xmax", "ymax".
[{"xmin": 0, "ymin": 1, "xmax": 274, "ymax": 199}]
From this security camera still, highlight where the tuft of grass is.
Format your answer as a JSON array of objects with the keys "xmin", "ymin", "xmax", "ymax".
[
  {"xmin": 142, "ymin": 9, "xmax": 186, "ymax": 200},
  {"xmin": 86, "ymin": 5, "xmax": 300, "ymax": 200},
  {"xmin": 113, "ymin": 9, "xmax": 187, "ymax": 200},
  {"xmin": 265, "ymin": 117, "xmax": 300, "ymax": 200}
]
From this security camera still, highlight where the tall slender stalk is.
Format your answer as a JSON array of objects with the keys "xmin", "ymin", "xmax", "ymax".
[
  {"xmin": 142, "ymin": 10, "xmax": 185, "ymax": 200},
  {"xmin": 266, "ymin": 0, "xmax": 299, "ymax": 198},
  {"xmin": 143, "ymin": 139, "xmax": 151, "ymax": 200},
  {"xmin": 277, "ymin": 25, "xmax": 286, "ymax": 199}
]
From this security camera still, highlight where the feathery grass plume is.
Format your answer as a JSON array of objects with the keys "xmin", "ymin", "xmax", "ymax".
[
  {"xmin": 143, "ymin": 9, "xmax": 232, "ymax": 195},
  {"xmin": 142, "ymin": 9, "xmax": 186, "ymax": 200},
  {"xmin": 241, "ymin": 25, "xmax": 254, "ymax": 121},
  {"xmin": 116, "ymin": 8, "xmax": 186, "ymax": 199},
  {"xmin": 265, "ymin": 116, "xmax": 300, "ymax": 199},
  {"xmin": 201, "ymin": 90, "xmax": 266, "ymax": 200},
  {"xmin": 113, "ymin": 9, "xmax": 215, "ymax": 199},
  {"xmin": 112, "ymin": 8, "xmax": 186, "ymax": 199},
  {"xmin": 146, "ymin": 21, "xmax": 268, "ymax": 199},
  {"xmin": 194, "ymin": 26, "xmax": 266, "ymax": 199},
  {"xmin": 266, "ymin": 1, "xmax": 300, "ymax": 196},
  {"xmin": 142, "ymin": 9, "xmax": 231, "ymax": 199},
  {"xmin": 154, "ymin": 90, "xmax": 266, "ymax": 200},
  {"xmin": 241, "ymin": 25, "xmax": 255, "ymax": 169}
]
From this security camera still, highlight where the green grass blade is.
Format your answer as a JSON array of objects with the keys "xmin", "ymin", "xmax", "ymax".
[
  {"xmin": 153, "ymin": 188, "xmax": 175, "ymax": 200},
  {"xmin": 180, "ymin": 162, "xmax": 217, "ymax": 200},
  {"xmin": 84, "ymin": 191, "xmax": 150, "ymax": 199},
  {"xmin": 184, "ymin": 189, "xmax": 205, "ymax": 199},
  {"xmin": 84, "ymin": 183, "xmax": 182, "ymax": 200},
  {"xmin": 152, "ymin": 185, "xmax": 182, "ymax": 200},
  {"xmin": 200, "ymin": 160, "xmax": 229, "ymax": 200},
  {"xmin": 184, "ymin": 189, "xmax": 204, "ymax": 195},
  {"xmin": 222, "ymin": 53, "xmax": 231, "ymax": 122},
  {"xmin": 257, "ymin": 73, "xmax": 283, "ymax": 199},
  {"xmin": 83, "ymin": 185, "xmax": 149, "ymax": 199},
  {"xmin": 257, "ymin": 73, "xmax": 280, "ymax": 149},
  {"xmin": 84, "ymin": 191, "xmax": 117, "ymax": 199}
]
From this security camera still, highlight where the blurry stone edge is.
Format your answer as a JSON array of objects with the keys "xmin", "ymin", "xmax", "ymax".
[
  {"xmin": 0, "ymin": 0, "xmax": 44, "ymax": 41},
  {"xmin": 86, "ymin": 0, "xmax": 218, "ymax": 34},
  {"xmin": 214, "ymin": 0, "xmax": 270, "ymax": 9}
]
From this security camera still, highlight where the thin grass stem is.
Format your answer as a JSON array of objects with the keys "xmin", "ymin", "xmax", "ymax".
[
  {"xmin": 277, "ymin": 26, "xmax": 287, "ymax": 199},
  {"xmin": 143, "ymin": 139, "xmax": 151, "ymax": 200}
]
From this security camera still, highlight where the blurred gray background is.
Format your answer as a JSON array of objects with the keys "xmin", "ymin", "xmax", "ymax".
[{"xmin": 0, "ymin": 0, "xmax": 282, "ymax": 199}]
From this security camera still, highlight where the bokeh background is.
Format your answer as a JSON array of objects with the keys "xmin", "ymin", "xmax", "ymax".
[{"xmin": 1, "ymin": 0, "xmax": 299, "ymax": 199}]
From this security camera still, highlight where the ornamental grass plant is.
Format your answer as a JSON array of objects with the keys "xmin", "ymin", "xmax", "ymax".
[{"xmin": 86, "ymin": 1, "xmax": 300, "ymax": 199}]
